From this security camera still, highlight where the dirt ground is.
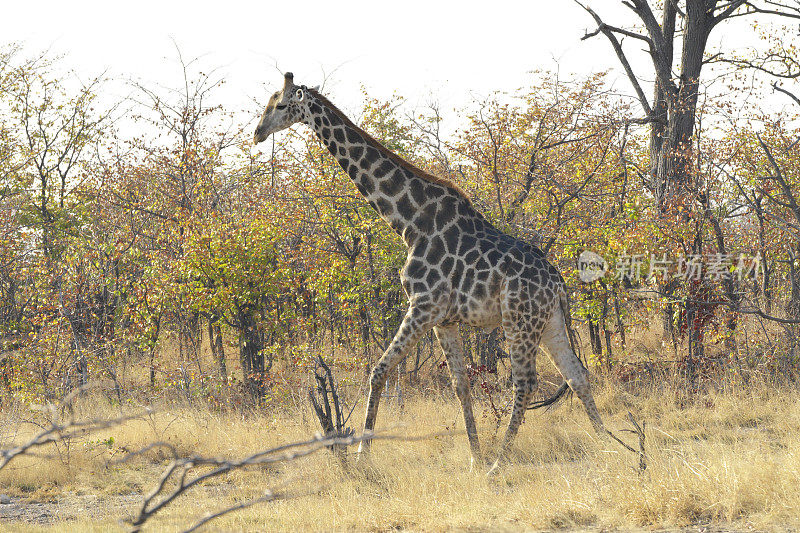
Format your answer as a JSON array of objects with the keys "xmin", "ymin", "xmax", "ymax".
[{"xmin": 0, "ymin": 492, "xmax": 138, "ymax": 528}]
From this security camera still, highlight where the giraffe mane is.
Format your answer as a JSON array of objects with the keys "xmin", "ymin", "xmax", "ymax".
[{"xmin": 308, "ymin": 89, "xmax": 470, "ymax": 201}]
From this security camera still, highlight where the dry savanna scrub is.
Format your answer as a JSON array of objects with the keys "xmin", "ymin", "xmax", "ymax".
[{"xmin": 0, "ymin": 382, "xmax": 799, "ymax": 532}]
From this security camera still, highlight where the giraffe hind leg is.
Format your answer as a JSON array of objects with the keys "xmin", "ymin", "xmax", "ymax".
[
  {"xmin": 488, "ymin": 369, "xmax": 538, "ymax": 475},
  {"xmin": 540, "ymin": 303, "xmax": 606, "ymax": 434}
]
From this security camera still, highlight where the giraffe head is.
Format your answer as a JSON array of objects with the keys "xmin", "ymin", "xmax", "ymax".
[{"xmin": 253, "ymin": 72, "xmax": 308, "ymax": 144}]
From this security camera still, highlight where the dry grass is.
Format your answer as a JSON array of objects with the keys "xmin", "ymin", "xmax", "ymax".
[{"xmin": 1, "ymin": 379, "xmax": 799, "ymax": 532}]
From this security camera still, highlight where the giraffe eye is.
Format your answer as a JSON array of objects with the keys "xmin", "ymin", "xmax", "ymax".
[{"xmin": 275, "ymin": 104, "xmax": 287, "ymax": 110}]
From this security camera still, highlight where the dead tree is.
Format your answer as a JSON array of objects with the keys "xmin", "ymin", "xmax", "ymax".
[
  {"xmin": 308, "ymin": 356, "xmax": 354, "ymax": 466},
  {"xmin": 578, "ymin": 0, "xmax": 800, "ymax": 209},
  {"xmin": 578, "ymin": 0, "xmax": 800, "ymax": 355}
]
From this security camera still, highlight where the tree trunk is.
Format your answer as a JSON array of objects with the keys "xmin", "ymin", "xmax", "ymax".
[
  {"xmin": 588, "ymin": 320, "xmax": 602, "ymax": 361},
  {"xmin": 786, "ymin": 248, "xmax": 800, "ymax": 360},
  {"xmin": 396, "ymin": 355, "xmax": 406, "ymax": 410},
  {"xmin": 208, "ymin": 315, "xmax": 226, "ymax": 382},
  {"xmin": 649, "ymin": 1, "xmax": 676, "ymax": 202},
  {"xmin": 613, "ymin": 289, "xmax": 626, "ymax": 349},
  {"xmin": 708, "ymin": 211, "xmax": 740, "ymax": 354},
  {"xmin": 485, "ymin": 328, "xmax": 499, "ymax": 374},
  {"xmin": 652, "ymin": 1, "xmax": 710, "ymax": 210},
  {"xmin": 239, "ymin": 311, "xmax": 265, "ymax": 401}
]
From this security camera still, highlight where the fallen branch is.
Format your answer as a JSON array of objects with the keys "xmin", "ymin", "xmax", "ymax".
[
  {"xmin": 125, "ymin": 430, "xmax": 453, "ymax": 532},
  {"xmin": 0, "ymin": 383, "xmax": 148, "ymax": 472}
]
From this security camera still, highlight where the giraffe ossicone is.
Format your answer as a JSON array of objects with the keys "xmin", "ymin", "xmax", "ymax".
[{"xmin": 254, "ymin": 72, "xmax": 608, "ymax": 469}]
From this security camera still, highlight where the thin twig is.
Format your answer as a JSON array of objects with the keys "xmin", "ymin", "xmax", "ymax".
[
  {"xmin": 126, "ymin": 429, "xmax": 455, "ymax": 532},
  {"xmin": 0, "ymin": 383, "xmax": 149, "ymax": 472}
]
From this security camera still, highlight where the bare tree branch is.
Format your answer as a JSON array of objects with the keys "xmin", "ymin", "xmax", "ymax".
[
  {"xmin": 773, "ymin": 81, "xmax": 800, "ymax": 107},
  {"xmin": 0, "ymin": 383, "xmax": 149, "ymax": 472},
  {"xmin": 712, "ymin": 0, "xmax": 748, "ymax": 26},
  {"xmin": 742, "ymin": 0, "xmax": 800, "ymax": 19},
  {"xmin": 125, "ymin": 430, "xmax": 457, "ymax": 532},
  {"xmin": 577, "ymin": 1, "xmax": 654, "ymax": 116}
]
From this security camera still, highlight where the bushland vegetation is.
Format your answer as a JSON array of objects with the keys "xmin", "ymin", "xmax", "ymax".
[{"xmin": 2, "ymin": 3, "xmax": 800, "ymax": 527}]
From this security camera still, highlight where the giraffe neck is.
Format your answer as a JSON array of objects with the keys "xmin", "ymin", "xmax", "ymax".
[{"xmin": 301, "ymin": 91, "xmax": 469, "ymax": 246}]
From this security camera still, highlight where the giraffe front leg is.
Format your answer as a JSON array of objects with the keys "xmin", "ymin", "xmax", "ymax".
[
  {"xmin": 434, "ymin": 324, "xmax": 482, "ymax": 469},
  {"xmin": 488, "ymin": 369, "xmax": 537, "ymax": 475},
  {"xmin": 358, "ymin": 305, "xmax": 433, "ymax": 459}
]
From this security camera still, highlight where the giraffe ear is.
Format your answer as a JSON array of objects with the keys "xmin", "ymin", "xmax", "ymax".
[
  {"xmin": 295, "ymin": 88, "xmax": 305, "ymax": 101},
  {"xmin": 282, "ymin": 72, "xmax": 295, "ymax": 97},
  {"xmin": 311, "ymin": 85, "xmax": 320, "ymax": 91}
]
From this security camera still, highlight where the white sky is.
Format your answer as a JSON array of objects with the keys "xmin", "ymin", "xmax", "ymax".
[
  {"xmin": 1, "ymin": 0, "xmax": 789, "ymax": 134},
  {"xmin": 1, "ymin": 1, "xmax": 644, "ymax": 118}
]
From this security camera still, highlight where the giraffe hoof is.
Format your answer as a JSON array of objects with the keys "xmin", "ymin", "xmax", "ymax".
[
  {"xmin": 355, "ymin": 445, "xmax": 369, "ymax": 465},
  {"xmin": 468, "ymin": 451, "xmax": 486, "ymax": 472},
  {"xmin": 356, "ymin": 451, "xmax": 371, "ymax": 465}
]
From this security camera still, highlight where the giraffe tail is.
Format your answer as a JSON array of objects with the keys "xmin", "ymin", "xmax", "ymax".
[
  {"xmin": 529, "ymin": 381, "xmax": 571, "ymax": 410},
  {"xmin": 560, "ymin": 288, "xmax": 586, "ymax": 368},
  {"xmin": 529, "ymin": 290, "xmax": 582, "ymax": 410}
]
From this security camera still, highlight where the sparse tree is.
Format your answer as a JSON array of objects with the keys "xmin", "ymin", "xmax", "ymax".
[{"xmin": 578, "ymin": 0, "xmax": 800, "ymax": 209}]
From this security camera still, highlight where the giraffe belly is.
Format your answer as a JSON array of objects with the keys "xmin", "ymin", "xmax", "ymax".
[
  {"xmin": 459, "ymin": 294, "xmax": 502, "ymax": 329},
  {"xmin": 450, "ymin": 265, "xmax": 505, "ymax": 329}
]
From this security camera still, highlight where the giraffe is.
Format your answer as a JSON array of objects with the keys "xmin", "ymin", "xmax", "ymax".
[{"xmin": 254, "ymin": 73, "xmax": 608, "ymax": 470}]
